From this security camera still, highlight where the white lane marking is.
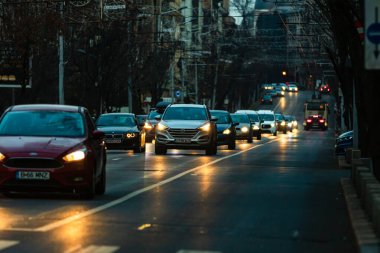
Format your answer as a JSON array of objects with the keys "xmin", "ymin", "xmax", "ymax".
[
  {"xmin": 66, "ymin": 245, "xmax": 119, "ymax": 253},
  {"xmin": 177, "ymin": 250, "xmax": 222, "ymax": 253},
  {"xmin": 0, "ymin": 240, "xmax": 19, "ymax": 251},
  {"xmin": 111, "ymin": 158, "xmax": 121, "ymax": 161},
  {"xmin": 3, "ymin": 139, "xmax": 278, "ymax": 233}
]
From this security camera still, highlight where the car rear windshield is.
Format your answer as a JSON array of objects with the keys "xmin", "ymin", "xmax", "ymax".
[
  {"xmin": 163, "ymin": 107, "xmax": 207, "ymax": 121},
  {"xmin": 0, "ymin": 111, "xmax": 85, "ymax": 137},
  {"xmin": 258, "ymin": 114, "xmax": 275, "ymax": 121},
  {"xmin": 210, "ymin": 112, "xmax": 230, "ymax": 124},
  {"xmin": 231, "ymin": 114, "xmax": 249, "ymax": 123},
  {"xmin": 96, "ymin": 114, "xmax": 136, "ymax": 127}
]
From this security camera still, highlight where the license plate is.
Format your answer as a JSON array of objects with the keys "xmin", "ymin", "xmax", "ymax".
[
  {"xmin": 175, "ymin": 138, "xmax": 191, "ymax": 143},
  {"xmin": 16, "ymin": 171, "xmax": 50, "ymax": 180},
  {"xmin": 106, "ymin": 139, "xmax": 122, "ymax": 143}
]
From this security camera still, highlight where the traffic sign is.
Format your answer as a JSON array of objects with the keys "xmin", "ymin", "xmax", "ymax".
[
  {"xmin": 175, "ymin": 90, "xmax": 181, "ymax": 98},
  {"xmin": 365, "ymin": 0, "xmax": 380, "ymax": 69}
]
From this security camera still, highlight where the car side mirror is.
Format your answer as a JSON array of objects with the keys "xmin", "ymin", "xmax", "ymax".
[
  {"xmin": 154, "ymin": 115, "xmax": 162, "ymax": 120},
  {"xmin": 260, "ymin": 120, "xmax": 264, "ymax": 123},
  {"xmin": 211, "ymin": 116, "xmax": 218, "ymax": 122},
  {"xmin": 92, "ymin": 130, "xmax": 105, "ymax": 139}
]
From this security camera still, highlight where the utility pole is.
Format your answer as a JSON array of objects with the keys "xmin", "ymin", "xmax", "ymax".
[
  {"xmin": 58, "ymin": 1, "xmax": 65, "ymax": 104},
  {"xmin": 181, "ymin": 57, "xmax": 185, "ymax": 103},
  {"xmin": 195, "ymin": 60, "xmax": 198, "ymax": 104},
  {"xmin": 212, "ymin": 45, "xmax": 220, "ymax": 109}
]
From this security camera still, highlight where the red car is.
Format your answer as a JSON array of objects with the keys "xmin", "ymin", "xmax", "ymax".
[{"xmin": 0, "ymin": 104, "xmax": 106, "ymax": 198}]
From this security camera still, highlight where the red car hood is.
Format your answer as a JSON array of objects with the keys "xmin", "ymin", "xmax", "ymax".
[{"xmin": 0, "ymin": 136, "xmax": 85, "ymax": 158}]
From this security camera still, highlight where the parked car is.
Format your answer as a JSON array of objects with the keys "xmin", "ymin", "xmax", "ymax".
[
  {"xmin": 335, "ymin": 130, "xmax": 353, "ymax": 155},
  {"xmin": 0, "ymin": 104, "xmax": 106, "ymax": 198},
  {"xmin": 154, "ymin": 104, "xmax": 218, "ymax": 155},
  {"xmin": 210, "ymin": 110, "xmax": 237, "ymax": 150},
  {"xmin": 96, "ymin": 113, "xmax": 146, "ymax": 153}
]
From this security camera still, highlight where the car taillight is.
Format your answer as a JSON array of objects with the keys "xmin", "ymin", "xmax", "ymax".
[
  {"xmin": 306, "ymin": 119, "xmax": 312, "ymax": 123},
  {"xmin": 327, "ymin": 88, "xmax": 330, "ymax": 91},
  {"xmin": 319, "ymin": 119, "xmax": 325, "ymax": 123}
]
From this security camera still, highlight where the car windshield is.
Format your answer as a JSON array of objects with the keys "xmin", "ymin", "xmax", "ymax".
[
  {"xmin": 247, "ymin": 114, "xmax": 259, "ymax": 122},
  {"xmin": 275, "ymin": 114, "xmax": 284, "ymax": 120},
  {"xmin": 211, "ymin": 112, "xmax": 230, "ymax": 124},
  {"xmin": 284, "ymin": 115, "xmax": 292, "ymax": 121},
  {"xmin": 258, "ymin": 113, "xmax": 275, "ymax": 121},
  {"xmin": 263, "ymin": 95, "xmax": 271, "ymax": 99},
  {"xmin": 96, "ymin": 114, "xmax": 136, "ymax": 127},
  {"xmin": 163, "ymin": 107, "xmax": 207, "ymax": 121},
  {"xmin": 147, "ymin": 110, "xmax": 160, "ymax": 120},
  {"xmin": 231, "ymin": 114, "xmax": 249, "ymax": 123},
  {"xmin": 0, "ymin": 111, "xmax": 85, "ymax": 137}
]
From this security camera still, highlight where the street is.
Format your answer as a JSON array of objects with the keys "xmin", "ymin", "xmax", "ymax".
[{"xmin": 0, "ymin": 91, "xmax": 355, "ymax": 253}]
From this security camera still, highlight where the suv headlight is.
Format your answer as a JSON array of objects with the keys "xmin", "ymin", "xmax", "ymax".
[
  {"xmin": 223, "ymin": 128, "xmax": 231, "ymax": 135},
  {"xmin": 156, "ymin": 122, "xmax": 168, "ymax": 131},
  {"xmin": 252, "ymin": 125, "xmax": 259, "ymax": 130},
  {"xmin": 241, "ymin": 126, "xmax": 249, "ymax": 133},
  {"xmin": 271, "ymin": 123, "xmax": 275, "ymax": 127},
  {"xmin": 199, "ymin": 122, "xmax": 211, "ymax": 132},
  {"xmin": 0, "ymin": 152, "xmax": 5, "ymax": 162},
  {"xmin": 63, "ymin": 149, "xmax": 87, "ymax": 162},
  {"xmin": 144, "ymin": 122, "xmax": 153, "ymax": 129},
  {"xmin": 281, "ymin": 121, "xmax": 286, "ymax": 126}
]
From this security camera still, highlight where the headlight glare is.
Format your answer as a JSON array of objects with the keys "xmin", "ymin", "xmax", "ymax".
[
  {"xmin": 126, "ymin": 133, "xmax": 136, "ymax": 138},
  {"xmin": 271, "ymin": 123, "xmax": 275, "ymax": 127},
  {"xmin": 63, "ymin": 150, "xmax": 86, "ymax": 162},
  {"xmin": 157, "ymin": 123, "xmax": 168, "ymax": 131},
  {"xmin": 199, "ymin": 122, "xmax": 211, "ymax": 131},
  {"xmin": 223, "ymin": 128, "xmax": 231, "ymax": 135},
  {"xmin": 281, "ymin": 121, "xmax": 286, "ymax": 126},
  {"xmin": 0, "ymin": 152, "xmax": 5, "ymax": 162},
  {"xmin": 241, "ymin": 126, "xmax": 249, "ymax": 133},
  {"xmin": 252, "ymin": 125, "xmax": 259, "ymax": 130},
  {"xmin": 144, "ymin": 122, "xmax": 153, "ymax": 129}
]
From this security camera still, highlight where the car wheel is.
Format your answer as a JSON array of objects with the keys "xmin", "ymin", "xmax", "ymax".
[
  {"xmin": 81, "ymin": 171, "xmax": 96, "ymax": 199},
  {"xmin": 95, "ymin": 159, "xmax": 106, "ymax": 195},
  {"xmin": 155, "ymin": 144, "xmax": 167, "ymax": 155},
  {"xmin": 228, "ymin": 139, "xmax": 236, "ymax": 150},
  {"xmin": 133, "ymin": 146, "xmax": 143, "ymax": 153},
  {"xmin": 257, "ymin": 133, "xmax": 262, "ymax": 140},
  {"xmin": 206, "ymin": 138, "xmax": 218, "ymax": 155},
  {"xmin": 273, "ymin": 130, "xmax": 277, "ymax": 136},
  {"xmin": 283, "ymin": 129, "xmax": 287, "ymax": 134}
]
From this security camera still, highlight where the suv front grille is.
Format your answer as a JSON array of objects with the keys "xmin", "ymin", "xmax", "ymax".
[
  {"xmin": 168, "ymin": 129, "xmax": 198, "ymax": 138},
  {"xmin": 5, "ymin": 158, "xmax": 62, "ymax": 169},
  {"xmin": 262, "ymin": 124, "xmax": 272, "ymax": 129},
  {"xmin": 105, "ymin": 134, "xmax": 123, "ymax": 139}
]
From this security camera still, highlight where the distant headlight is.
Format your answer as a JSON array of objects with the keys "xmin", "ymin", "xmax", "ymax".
[
  {"xmin": 293, "ymin": 121, "xmax": 298, "ymax": 126},
  {"xmin": 157, "ymin": 122, "xmax": 168, "ymax": 131},
  {"xmin": 271, "ymin": 123, "xmax": 275, "ymax": 127},
  {"xmin": 287, "ymin": 123, "xmax": 292, "ymax": 127},
  {"xmin": 125, "ymin": 133, "xmax": 136, "ymax": 138},
  {"xmin": 0, "ymin": 152, "xmax": 5, "ymax": 162},
  {"xmin": 144, "ymin": 122, "xmax": 153, "ymax": 129},
  {"xmin": 199, "ymin": 122, "xmax": 211, "ymax": 132},
  {"xmin": 252, "ymin": 125, "xmax": 259, "ymax": 130},
  {"xmin": 281, "ymin": 121, "xmax": 286, "ymax": 126},
  {"xmin": 223, "ymin": 128, "xmax": 231, "ymax": 135},
  {"xmin": 281, "ymin": 91, "xmax": 285, "ymax": 95},
  {"xmin": 295, "ymin": 87, "xmax": 298, "ymax": 91},
  {"xmin": 281, "ymin": 87, "xmax": 285, "ymax": 90},
  {"xmin": 63, "ymin": 149, "xmax": 86, "ymax": 162},
  {"xmin": 241, "ymin": 126, "xmax": 249, "ymax": 133}
]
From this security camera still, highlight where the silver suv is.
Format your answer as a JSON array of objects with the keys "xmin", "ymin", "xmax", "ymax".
[{"xmin": 154, "ymin": 104, "xmax": 218, "ymax": 155}]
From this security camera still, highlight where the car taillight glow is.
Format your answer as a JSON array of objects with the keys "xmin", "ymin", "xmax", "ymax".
[
  {"xmin": 306, "ymin": 119, "xmax": 312, "ymax": 123},
  {"xmin": 319, "ymin": 119, "xmax": 325, "ymax": 123},
  {"xmin": 0, "ymin": 152, "xmax": 5, "ymax": 162}
]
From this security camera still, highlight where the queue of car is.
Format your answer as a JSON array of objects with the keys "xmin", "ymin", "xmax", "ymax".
[{"xmin": 0, "ymin": 101, "xmax": 299, "ymax": 198}]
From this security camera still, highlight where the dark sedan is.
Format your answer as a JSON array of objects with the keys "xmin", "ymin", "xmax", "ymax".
[
  {"xmin": 231, "ymin": 113, "xmax": 253, "ymax": 143},
  {"xmin": 260, "ymin": 95, "xmax": 273, "ymax": 104},
  {"xmin": 96, "ymin": 113, "xmax": 146, "ymax": 153},
  {"xmin": 210, "ymin": 110, "xmax": 237, "ymax": 150},
  {"xmin": 335, "ymin": 130, "xmax": 353, "ymax": 155},
  {"xmin": 0, "ymin": 104, "xmax": 106, "ymax": 198},
  {"xmin": 275, "ymin": 113, "xmax": 287, "ymax": 134}
]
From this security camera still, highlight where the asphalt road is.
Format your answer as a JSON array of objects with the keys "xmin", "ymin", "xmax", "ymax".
[{"xmin": 0, "ymin": 91, "xmax": 355, "ymax": 253}]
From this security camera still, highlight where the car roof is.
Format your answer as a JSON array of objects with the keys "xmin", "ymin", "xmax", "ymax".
[
  {"xmin": 8, "ymin": 104, "xmax": 82, "ymax": 113},
  {"xmin": 169, "ymin": 104, "xmax": 206, "ymax": 108},
  {"xmin": 235, "ymin": 110, "xmax": 258, "ymax": 114},
  {"xmin": 257, "ymin": 110, "xmax": 274, "ymax": 114},
  {"xmin": 210, "ymin": 110, "xmax": 229, "ymax": 113},
  {"xmin": 99, "ymin": 113, "xmax": 135, "ymax": 116}
]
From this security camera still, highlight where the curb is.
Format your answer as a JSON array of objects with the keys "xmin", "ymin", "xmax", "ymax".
[
  {"xmin": 341, "ymin": 178, "xmax": 380, "ymax": 253},
  {"xmin": 338, "ymin": 155, "xmax": 351, "ymax": 169}
]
